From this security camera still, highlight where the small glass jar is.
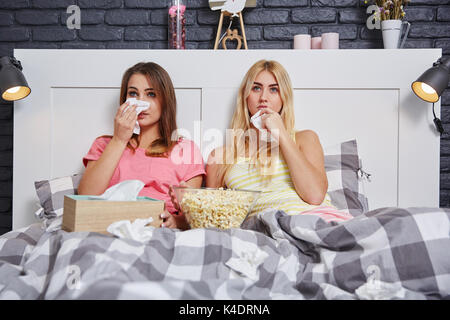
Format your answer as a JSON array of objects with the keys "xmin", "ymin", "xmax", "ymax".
[{"xmin": 168, "ymin": 0, "xmax": 186, "ymax": 49}]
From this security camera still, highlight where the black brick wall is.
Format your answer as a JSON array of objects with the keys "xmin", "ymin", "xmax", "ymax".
[{"xmin": 0, "ymin": 0, "xmax": 449, "ymax": 234}]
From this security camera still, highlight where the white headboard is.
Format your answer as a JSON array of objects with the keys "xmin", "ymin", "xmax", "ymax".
[{"xmin": 13, "ymin": 49, "xmax": 441, "ymax": 230}]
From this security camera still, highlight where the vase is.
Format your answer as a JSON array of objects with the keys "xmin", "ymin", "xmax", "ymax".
[
  {"xmin": 168, "ymin": 0, "xmax": 186, "ymax": 49},
  {"xmin": 381, "ymin": 20, "xmax": 411, "ymax": 49}
]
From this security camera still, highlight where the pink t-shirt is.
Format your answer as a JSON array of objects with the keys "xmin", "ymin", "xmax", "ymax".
[{"xmin": 82, "ymin": 136, "xmax": 205, "ymax": 214}]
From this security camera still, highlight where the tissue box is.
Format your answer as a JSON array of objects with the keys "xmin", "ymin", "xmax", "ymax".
[{"xmin": 62, "ymin": 195, "xmax": 165, "ymax": 234}]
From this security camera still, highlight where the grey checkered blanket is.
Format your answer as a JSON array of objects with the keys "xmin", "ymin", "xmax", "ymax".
[{"xmin": 0, "ymin": 207, "xmax": 449, "ymax": 299}]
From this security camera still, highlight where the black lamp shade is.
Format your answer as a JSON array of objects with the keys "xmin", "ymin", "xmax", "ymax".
[
  {"xmin": 411, "ymin": 57, "xmax": 450, "ymax": 103},
  {"xmin": 0, "ymin": 56, "xmax": 31, "ymax": 101}
]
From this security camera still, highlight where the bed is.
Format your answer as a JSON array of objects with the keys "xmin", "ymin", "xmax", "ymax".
[{"xmin": 1, "ymin": 49, "xmax": 448, "ymax": 300}]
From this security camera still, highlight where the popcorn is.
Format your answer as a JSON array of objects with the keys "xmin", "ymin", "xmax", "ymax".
[{"xmin": 178, "ymin": 188, "xmax": 259, "ymax": 229}]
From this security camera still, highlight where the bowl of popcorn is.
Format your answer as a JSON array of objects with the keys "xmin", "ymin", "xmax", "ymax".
[{"xmin": 172, "ymin": 187, "xmax": 261, "ymax": 230}]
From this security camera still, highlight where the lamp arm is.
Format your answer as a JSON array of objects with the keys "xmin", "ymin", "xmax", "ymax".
[
  {"xmin": 9, "ymin": 57, "xmax": 23, "ymax": 71},
  {"xmin": 434, "ymin": 57, "xmax": 450, "ymax": 70},
  {"xmin": 0, "ymin": 56, "xmax": 23, "ymax": 71}
]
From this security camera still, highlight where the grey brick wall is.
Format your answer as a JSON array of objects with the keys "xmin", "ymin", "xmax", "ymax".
[{"xmin": 0, "ymin": 0, "xmax": 449, "ymax": 234}]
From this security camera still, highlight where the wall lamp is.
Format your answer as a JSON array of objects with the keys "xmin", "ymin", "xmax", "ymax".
[
  {"xmin": 411, "ymin": 57, "xmax": 450, "ymax": 135},
  {"xmin": 0, "ymin": 56, "xmax": 31, "ymax": 101}
]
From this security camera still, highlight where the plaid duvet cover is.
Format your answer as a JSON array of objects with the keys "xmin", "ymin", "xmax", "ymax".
[{"xmin": 0, "ymin": 207, "xmax": 449, "ymax": 300}]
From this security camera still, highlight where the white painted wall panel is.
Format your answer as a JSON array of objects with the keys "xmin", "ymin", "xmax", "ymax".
[
  {"xmin": 201, "ymin": 88, "xmax": 237, "ymax": 160},
  {"xmin": 294, "ymin": 89, "xmax": 399, "ymax": 210},
  {"xmin": 52, "ymin": 87, "xmax": 118, "ymax": 178}
]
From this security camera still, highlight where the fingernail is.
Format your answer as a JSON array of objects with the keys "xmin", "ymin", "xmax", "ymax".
[{"xmin": 161, "ymin": 223, "xmax": 165, "ymax": 228}]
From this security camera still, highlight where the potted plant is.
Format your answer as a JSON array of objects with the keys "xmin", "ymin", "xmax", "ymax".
[{"xmin": 372, "ymin": 0, "xmax": 411, "ymax": 49}]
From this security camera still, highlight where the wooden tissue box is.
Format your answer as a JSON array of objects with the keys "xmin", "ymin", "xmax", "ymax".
[{"xmin": 62, "ymin": 195, "xmax": 165, "ymax": 234}]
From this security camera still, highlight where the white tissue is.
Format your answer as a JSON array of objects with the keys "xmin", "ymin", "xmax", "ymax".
[
  {"xmin": 355, "ymin": 280, "xmax": 406, "ymax": 300},
  {"xmin": 107, "ymin": 217, "xmax": 155, "ymax": 242},
  {"xmin": 250, "ymin": 110, "xmax": 263, "ymax": 130},
  {"xmin": 225, "ymin": 242, "xmax": 269, "ymax": 281},
  {"xmin": 125, "ymin": 98, "xmax": 150, "ymax": 135},
  {"xmin": 88, "ymin": 180, "xmax": 145, "ymax": 201},
  {"xmin": 250, "ymin": 110, "xmax": 276, "ymax": 142}
]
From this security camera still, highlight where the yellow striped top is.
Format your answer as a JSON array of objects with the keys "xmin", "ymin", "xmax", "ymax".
[{"xmin": 224, "ymin": 153, "xmax": 334, "ymax": 216}]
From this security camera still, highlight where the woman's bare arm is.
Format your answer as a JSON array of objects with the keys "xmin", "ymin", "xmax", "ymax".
[
  {"xmin": 78, "ymin": 102, "xmax": 136, "ymax": 195},
  {"xmin": 205, "ymin": 147, "xmax": 225, "ymax": 188},
  {"xmin": 279, "ymin": 129, "xmax": 328, "ymax": 205},
  {"xmin": 78, "ymin": 138, "xmax": 128, "ymax": 195}
]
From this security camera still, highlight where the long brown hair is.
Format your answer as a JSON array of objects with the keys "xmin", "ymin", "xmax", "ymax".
[{"xmin": 119, "ymin": 62, "xmax": 178, "ymax": 157}]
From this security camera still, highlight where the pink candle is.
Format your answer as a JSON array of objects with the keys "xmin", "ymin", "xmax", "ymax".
[
  {"xmin": 293, "ymin": 34, "xmax": 311, "ymax": 50},
  {"xmin": 321, "ymin": 32, "xmax": 339, "ymax": 49},
  {"xmin": 311, "ymin": 36, "xmax": 322, "ymax": 49}
]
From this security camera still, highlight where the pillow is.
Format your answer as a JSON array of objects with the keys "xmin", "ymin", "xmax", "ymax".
[
  {"xmin": 323, "ymin": 139, "xmax": 369, "ymax": 217},
  {"xmin": 34, "ymin": 174, "xmax": 82, "ymax": 219}
]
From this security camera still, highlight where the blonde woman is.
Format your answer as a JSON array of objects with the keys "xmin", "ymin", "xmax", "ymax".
[{"xmin": 206, "ymin": 59, "xmax": 338, "ymax": 217}]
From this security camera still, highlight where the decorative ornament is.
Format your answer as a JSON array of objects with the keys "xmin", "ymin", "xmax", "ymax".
[
  {"xmin": 168, "ymin": 0, "xmax": 186, "ymax": 49},
  {"xmin": 210, "ymin": 0, "xmax": 246, "ymax": 17},
  {"xmin": 211, "ymin": 0, "xmax": 249, "ymax": 50},
  {"xmin": 222, "ymin": 29, "xmax": 242, "ymax": 50}
]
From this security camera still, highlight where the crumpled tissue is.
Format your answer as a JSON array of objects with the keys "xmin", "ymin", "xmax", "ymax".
[
  {"xmin": 355, "ymin": 279, "xmax": 406, "ymax": 300},
  {"xmin": 225, "ymin": 242, "xmax": 269, "ymax": 281},
  {"xmin": 107, "ymin": 217, "xmax": 155, "ymax": 242},
  {"xmin": 88, "ymin": 180, "xmax": 145, "ymax": 201},
  {"xmin": 125, "ymin": 98, "xmax": 150, "ymax": 135},
  {"xmin": 92, "ymin": 180, "xmax": 156, "ymax": 242},
  {"xmin": 250, "ymin": 110, "xmax": 276, "ymax": 142}
]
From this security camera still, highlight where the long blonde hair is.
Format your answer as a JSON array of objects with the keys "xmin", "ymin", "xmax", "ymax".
[{"xmin": 217, "ymin": 60, "xmax": 296, "ymax": 186}]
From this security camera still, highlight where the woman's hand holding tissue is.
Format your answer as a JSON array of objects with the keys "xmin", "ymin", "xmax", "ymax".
[
  {"xmin": 259, "ymin": 107, "xmax": 286, "ymax": 141},
  {"xmin": 114, "ymin": 101, "xmax": 137, "ymax": 144},
  {"xmin": 160, "ymin": 210, "xmax": 190, "ymax": 230}
]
